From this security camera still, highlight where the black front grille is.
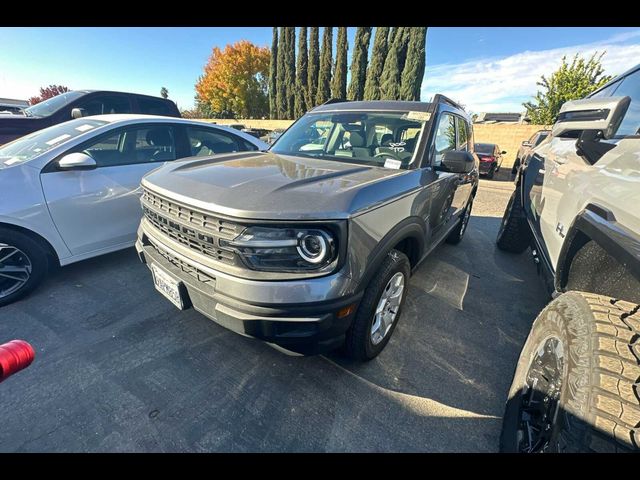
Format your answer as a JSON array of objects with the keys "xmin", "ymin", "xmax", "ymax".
[
  {"xmin": 142, "ymin": 188, "xmax": 241, "ymax": 239},
  {"xmin": 147, "ymin": 237, "xmax": 216, "ymax": 286},
  {"xmin": 143, "ymin": 205, "xmax": 238, "ymax": 266}
]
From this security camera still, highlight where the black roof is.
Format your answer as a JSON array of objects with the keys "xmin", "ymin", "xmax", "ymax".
[
  {"xmin": 73, "ymin": 90, "xmax": 174, "ymax": 101},
  {"xmin": 310, "ymin": 100, "xmax": 434, "ymax": 113}
]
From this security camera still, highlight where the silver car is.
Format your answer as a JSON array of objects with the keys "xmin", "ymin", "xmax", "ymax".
[{"xmin": 0, "ymin": 114, "xmax": 268, "ymax": 306}]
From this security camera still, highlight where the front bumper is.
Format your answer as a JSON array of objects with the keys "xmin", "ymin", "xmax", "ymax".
[{"xmin": 136, "ymin": 219, "xmax": 361, "ymax": 355}]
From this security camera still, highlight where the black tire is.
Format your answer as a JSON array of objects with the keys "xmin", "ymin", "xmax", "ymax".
[
  {"xmin": 501, "ymin": 291, "xmax": 640, "ymax": 452},
  {"xmin": 0, "ymin": 227, "xmax": 49, "ymax": 307},
  {"xmin": 446, "ymin": 196, "xmax": 473, "ymax": 245},
  {"xmin": 486, "ymin": 165, "xmax": 495, "ymax": 179},
  {"xmin": 511, "ymin": 158, "xmax": 521, "ymax": 175},
  {"xmin": 344, "ymin": 249, "xmax": 410, "ymax": 361},
  {"xmin": 496, "ymin": 189, "xmax": 531, "ymax": 253}
]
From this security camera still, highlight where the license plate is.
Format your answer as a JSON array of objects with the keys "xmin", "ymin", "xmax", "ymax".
[{"xmin": 151, "ymin": 264, "xmax": 184, "ymax": 310}]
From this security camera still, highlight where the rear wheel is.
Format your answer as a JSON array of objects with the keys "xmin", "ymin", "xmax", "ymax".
[
  {"xmin": 446, "ymin": 197, "xmax": 473, "ymax": 245},
  {"xmin": 496, "ymin": 189, "xmax": 531, "ymax": 253},
  {"xmin": 501, "ymin": 291, "xmax": 640, "ymax": 452},
  {"xmin": 486, "ymin": 165, "xmax": 496, "ymax": 179},
  {"xmin": 0, "ymin": 228, "xmax": 49, "ymax": 307},
  {"xmin": 344, "ymin": 249, "xmax": 410, "ymax": 361}
]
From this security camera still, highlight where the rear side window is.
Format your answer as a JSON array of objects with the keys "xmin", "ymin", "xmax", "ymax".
[
  {"xmin": 609, "ymin": 71, "xmax": 640, "ymax": 137},
  {"xmin": 77, "ymin": 95, "xmax": 132, "ymax": 116},
  {"xmin": 186, "ymin": 127, "xmax": 253, "ymax": 156},
  {"xmin": 137, "ymin": 97, "xmax": 176, "ymax": 116}
]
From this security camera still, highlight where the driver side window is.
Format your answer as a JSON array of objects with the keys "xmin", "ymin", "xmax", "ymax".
[{"xmin": 431, "ymin": 113, "xmax": 456, "ymax": 167}]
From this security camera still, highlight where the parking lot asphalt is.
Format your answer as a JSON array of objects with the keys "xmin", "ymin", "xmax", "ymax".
[{"xmin": 0, "ymin": 176, "xmax": 549, "ymax": 452}]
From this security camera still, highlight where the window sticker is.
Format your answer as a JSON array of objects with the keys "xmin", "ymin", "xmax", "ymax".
[
  {"xmin": 384, "ymin": 158, "xmax": 402, "ymax": 169},
  {"xmin": 75, "ymin": 124, "xmax": 95, "ymax": 132},
  {"xmin": 403, "ymin": 111, "xmax": 431, "ymax": 121},
  {"xmin": 45, "ymin": 134, "xmax": 72, "ymax": 146}
]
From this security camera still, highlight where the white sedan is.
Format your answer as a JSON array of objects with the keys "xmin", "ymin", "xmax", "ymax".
[{"xmin": 0, "ymin": 114, "xmax": 268, "ymax": 306}]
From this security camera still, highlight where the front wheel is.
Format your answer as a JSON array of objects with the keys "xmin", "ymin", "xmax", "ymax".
[
  {"xmin": 501, "ymin": 291, "xmax": 640, "ymax": 452},
  {"xmin": 344, "ymin": 249, "xmax": 410, "ymax": 361},
  {"xmin": 0, "ymin": 228, "xmax": 49, "ymax": 307}
]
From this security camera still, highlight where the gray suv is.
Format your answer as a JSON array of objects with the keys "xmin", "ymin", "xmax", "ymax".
[{"xmin": 135, "ymin": 97, "xmax": 479, "ymax": 360}]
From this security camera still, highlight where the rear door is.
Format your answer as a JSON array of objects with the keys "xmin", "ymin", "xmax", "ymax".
[{"xmin": 40, "ymin": 123, "xmax": 178, "ymax": 255}]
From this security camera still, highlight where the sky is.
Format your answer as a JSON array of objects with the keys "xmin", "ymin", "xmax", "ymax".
[{"xmin": 1, "ymin": 27, "xmax": 639, "ymax": 114}]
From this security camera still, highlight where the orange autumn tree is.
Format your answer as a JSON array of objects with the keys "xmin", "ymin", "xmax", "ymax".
[{"xmin": 195, "ymin": 40, "xmax": 270, "ymax": 119}]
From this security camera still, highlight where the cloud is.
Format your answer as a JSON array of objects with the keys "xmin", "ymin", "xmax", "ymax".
[{"xmin": 422, "ymin": 31, "xmax": 640, "ymax": 114}]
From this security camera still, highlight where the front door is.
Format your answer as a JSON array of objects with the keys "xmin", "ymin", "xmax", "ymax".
[{"xmin": 40, "ymin": 124, "xmax": 178, "ymax": 255}]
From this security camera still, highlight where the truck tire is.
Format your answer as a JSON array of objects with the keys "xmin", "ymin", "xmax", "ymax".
[
  {"xmin": 0, "ymin": 227, "xmax": 50, "ymax": 307},
  {"xmin": 496, "ymin": 189, "xmax": 531, "ymax": 253},
  {"xmin": 344, "ymin": 249, "xmax": 410, "ymax": 361},
  {"xmin": 501, "ymin": 291, "xmax": 640, "ymax": 452}
]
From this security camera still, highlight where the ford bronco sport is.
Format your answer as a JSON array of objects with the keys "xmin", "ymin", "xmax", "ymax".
[
  {"xmin": 135, "ymin": 97, "xmax": 479, "ymax": 360},
  {"xmin": 497, "ymin": 64, "xmax": 640, "ymax": 452}
]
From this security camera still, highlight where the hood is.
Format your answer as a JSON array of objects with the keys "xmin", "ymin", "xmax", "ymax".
[{"xmin": 142, "ymin": 151, "xmax": 420, "ymax": 220}]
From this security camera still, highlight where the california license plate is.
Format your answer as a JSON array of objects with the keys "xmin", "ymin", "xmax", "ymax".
[{"xmin": 151, "ymin": 264, "xmax": 184, "ymax": 310}]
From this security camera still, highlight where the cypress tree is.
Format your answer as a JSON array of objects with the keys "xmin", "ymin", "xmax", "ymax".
[
  {"xmin": 379, "ymin": 27, "xmax": 410, "ymax": 100},
  {"xmin": 294, "ymin": 27, "xmax": 309, "ymax": 118},
  {"xmin": 285, "ymin": 27, "xmax": 297, "ymax": 119},
  {"xmin": 363, "ymin": 27, "xmax": 390, "ymax": 100},
  {"xmin": 276, "ymin": 27, "xmax": 287, "ymax": 119},
  {"xmin": 269, "ymin": 27, "xmax": 278, "ymax": 119},
  {"xmin": 307, "ymin": 27, "xmax": 320, "ymax": 108},
  {"xmin": 347, "ymin": 27, "xmax": 372, "ymax": 101},
  {"xmin": 316, "ymin": 27, "xmax": 333, "ymax": 105},
  {"xmin": 331, "ymin": 27, "xmax": 348, "ymax": 100},
  {"xmin": 400, "ymin": 28, "xmax": 427, "ymax": 101}
]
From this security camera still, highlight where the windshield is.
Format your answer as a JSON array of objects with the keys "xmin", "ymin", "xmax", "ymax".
[
  {"xmin": 534, "ymin": 132, "xmax": 550, "ymax": 146},
  {"xmin": 0, "ymin": 119, "xmax": 107, "ymax": 168},
  {"xmin": 474, "ymin": 143, "xmax": 495, "ymax": 154},
  {"xmin": 23, "ymin": 91, "xmax": 84, "ymax": 118},
  {"xmin": 270, "ymin": 111, "xmax": 429, "ymax": 168}
]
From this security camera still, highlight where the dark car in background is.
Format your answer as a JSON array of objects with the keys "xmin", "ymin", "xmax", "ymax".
[
  {"xmin": 474, "ymin": 142, "xmax": 506, "ymax": 179},
  {"xmin": 511, "ymin": 129, "xmax": 550, "ymax": 174},
  {"xmin": 0, "ymin": 90, "xmax": 180, "ymax": 145}
]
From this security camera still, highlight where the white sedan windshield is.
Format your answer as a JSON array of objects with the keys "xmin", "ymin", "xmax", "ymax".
[{"xmin": 0, "ymin": 119, "xmax": 107, "ymax": 168}]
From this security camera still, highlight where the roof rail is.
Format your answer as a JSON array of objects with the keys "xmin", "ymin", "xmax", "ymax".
[
  {"xmin": 321, "ymin": 98, "xmax": 348, "ymax": 106},
  {"xmin": 432, "ymin": 94, "xmax": 464, "ymax": 111}
]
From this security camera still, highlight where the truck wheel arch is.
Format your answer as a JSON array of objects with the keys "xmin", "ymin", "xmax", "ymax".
[
  {"xmin": 556, "ymin": 205, "xmax": 640, "ymax": 303},
  {"xmin": 357, "ymin": 217, "xmax": 426, "ymax": 292}
]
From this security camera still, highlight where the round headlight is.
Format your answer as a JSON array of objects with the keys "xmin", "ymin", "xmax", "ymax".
[{"xmin": 297, "ymin": 232, "xmax": 329, "ymax": 264}]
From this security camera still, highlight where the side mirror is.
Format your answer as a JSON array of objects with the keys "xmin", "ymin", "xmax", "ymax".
[
  {"xmin": 71, "ymin": 108, "xmax": 86, "ymax": 119},
  {"xmin": 551, "ymin": 95, "xmax": 631, "ymax": 140},
  {"xmin": 501, "ymin": 150, "xmax": 507, "ymax": 155},
  {"xmin": 521, "ymin": 141, "xmax": 532, "ymax": 147},
  {"xmin": 442, "ymin": 150, "xmax": 474, "ymax": 174},
  {"xmin": 57, "ymin": 152, "xmax": 97, "ymax": 170}
]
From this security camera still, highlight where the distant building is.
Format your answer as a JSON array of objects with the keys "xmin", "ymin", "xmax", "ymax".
[{"xmin": 474, "ymin": 112, "xmax": 529, "ymax": 124}]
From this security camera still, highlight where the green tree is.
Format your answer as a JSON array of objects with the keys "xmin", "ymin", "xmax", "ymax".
[
  {"xmin": 524, "ymin": 52, "xmax": 612, "ymax": 124},
  {"xmin": 160, "ymin": 87, "xmax": 169, "ymax": 99},
  {"xmin": 331, "ymin": 27, "xmax": 348, "ymax": 100},
  {"xmin": 276, "ymin": 27, "xmax": 287, "ymax": 119},
  {"xmin": 284, "ymin": 27, "xmax": 297, "ymax": 119},
  {"xmin": 379, "ymin": 27, "xmax": 410, "ymax": 100},
  {"xmin": 399, "ymin": 27, "xmax": 427, "ymax": 101},
  {"xmin": 347, "ymin": 27, "xmax": 372, "ymax": 101},
  {"xmin": 316, "ymin": 27, "xmax": 333, "ymax": 105},
  {"xmin": 269, "ymin": 27, "xmax": 278, "ymax": 119},
  {"xmin": 307, "ymin": 27, "xmax": 320, "ymax": 108},
  {"xmin": 294, "ymin": 27, "xmax": 309, "ymax": 118},
  {"xmin": 363, "ymin": 27, "xmax": 390, "ymax": 100}
]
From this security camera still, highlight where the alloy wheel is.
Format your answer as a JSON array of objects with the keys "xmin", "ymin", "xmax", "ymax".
[
  {"xmin": 370, "ymin": 272, "xmax": 405, "ymax": 345},
  {"xmin": 0, "ymin": 244, "xmax": 32, "ymax": 299}
]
